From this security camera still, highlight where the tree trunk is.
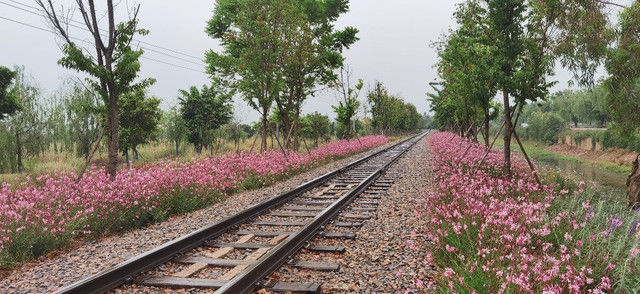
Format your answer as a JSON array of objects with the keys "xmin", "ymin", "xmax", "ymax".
[
  {"xmin": 261, "ymin": 111, "xmax": 268, "ymax": 152},
  {"xmin": 293, "ymin": 110, "xmax": 300, "ymax": 151},
  {"xmin": 503, "ymin": 91, "xmax": 512, "ymax": 174},
  {"xmin": 628, "ymin": 155, "xmax": 640, "ymax": 209},
  {"xmin": 484, "ymin": 108, "xmax": 490, "ymax": 147},
  {"xmin": 16, "ymin": 130, "xmax": 23, "ymax": 173},
  {"xmin": 106, "ymin": 90, "xmax": 119, "ymax": 180},
  {"xmin": 345, "ymin": 118, "xmax": 351, "ymax": 140}
]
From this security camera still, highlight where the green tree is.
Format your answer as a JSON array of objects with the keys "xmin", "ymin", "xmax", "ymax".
[
  {"xmin": 64, "ymin": 84, "xmax": 103, "ymax": 159},
  {"xmin": 179, "ymin": 84, "xmax": 233, "ymax": 154},
  {"xmin": 2, "ymin": 67, "xmax": 47, "ymax": 172},
  {"xmin": 604, "ymin": 2, "xmax": 640, "ymax": 207},
  {"xmin": 207, "ymin": 0, "xmax": 294, "ymax": 152},
  {"xmin": 433, "ymin": 0, "xmax": 498, "ymax": 144},
  {"xmin": 0, "ymin": 66, "xmax": 21, "ymax": 120},
  {"xmin": 207, "ymin": 0, "xmax": 358, "ymax": 151},
  {"xmin": 36, "ymin": 0, "xmax": 154, "ymax": 179},
  {"xmin": 163, "ymin": 107, "xmax": 187, "ymax": 155},
  {"xmin": 333, "ymin": 66, "xmax": 362, "ymax": 139},
  {"xmin": 301, "ymin": 112, "xmax": 330, "ymax": 147},
  {"xmin": 118, "ymin": 88, "xmax": 161, "ymax": 162}
]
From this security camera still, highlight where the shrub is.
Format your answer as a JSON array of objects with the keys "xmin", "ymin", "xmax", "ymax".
[{"xmin": 524, "ymin": 111, "xmax": 566, "ymax": 144}]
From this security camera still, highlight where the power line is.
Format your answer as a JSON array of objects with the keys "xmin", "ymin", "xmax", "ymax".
[
  {"xmin": 0, "ymin": 0, "xmax": 206, "ymax": 67},
  {"xmin": 3, "ymin": 0, "xmax": 205, "ymax": 63},
  {"xmin": 0, "ymin": 14, "xmax": 207, "ymax": 74}
]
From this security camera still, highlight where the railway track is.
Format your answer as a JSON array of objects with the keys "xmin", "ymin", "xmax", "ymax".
[{"xmin": 56, "ymin": 132, "xmax": 428, "ymax": 294}]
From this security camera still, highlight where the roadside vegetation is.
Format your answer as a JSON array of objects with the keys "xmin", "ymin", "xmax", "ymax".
[{"xmin": 423, "ymin": 132, "xmax": 640, "ymax": 292}]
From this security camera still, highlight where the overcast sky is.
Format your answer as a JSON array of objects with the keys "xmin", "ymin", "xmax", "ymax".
[{"xmin": 1, "ymin": 0, "xmax": 588, "ymax": 123}]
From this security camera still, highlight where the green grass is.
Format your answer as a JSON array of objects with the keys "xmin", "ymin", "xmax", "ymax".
[{"xmin": 489, "ymin": 137, "xmax": 632, "ymax": 176}]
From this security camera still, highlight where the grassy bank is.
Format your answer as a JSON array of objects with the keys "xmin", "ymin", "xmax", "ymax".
[{"xmin": 491, "ymin": 138, "xmax": 632, "ymax": 176}]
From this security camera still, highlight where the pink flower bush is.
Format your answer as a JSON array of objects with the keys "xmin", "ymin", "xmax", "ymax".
[
  {"xmin": 0, "ymin": 135, "xmax": 387, "ymax": 265},
  {"xmin": 421, "ymin": 132, "xmax": 639, "ymax": 293}
]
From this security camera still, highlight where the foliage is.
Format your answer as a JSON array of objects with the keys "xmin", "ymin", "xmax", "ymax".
[
  {"xmin": 61, "ymin": 83, "xmax": 103, "ymax": 159},
  {"xmin": 206, "ymin": 0, "xmax": 358, "ymax": 150},
  {"xmin": 36, "ymin": 0, "xmax": 154, "ymax": 179},
  {"xmin": 118, "ymin": 88, "xmax": 161, "ymax": 155},
  {"xmin": 605, "ymin": 2, "xmax": 640, "ymax": 137},
  {"xmin": 333, "ymin": 67, "xmax": 363, "ymax": 139},
  {"xmin": 178, "ymin": 84, "xmax": 233, "ymax": 153},
  {"xmin": 367, "ymin": 81, "xmax": 422, "ymax": 134},
  {"xmin": 0, "ymin": 67, "xmax": 48, "ymax": 173},
  {"xmin": 523, "ymin": 111, "xmax": 565, "ymax": 144},
  {"xmin": 0, "ymin": 135, "xmax": 388, "ymax": 266},
  {"xmin": 0, "ymin": 66, "xmax": 20, "ymax": 121},
  {"xmin": 162, "ymin": 108, "xmax": 187, "ymax": 155},
  {"xmin": 421, "ymin": 132, "xmax": 640, "ymax": 293},
  {"xmin": 301, "ymin": 112, "xmax": 330, "ymax": 147},
  {"xmin": 430, "ymin": 0, "xmax": 497, "ymax": 138}
]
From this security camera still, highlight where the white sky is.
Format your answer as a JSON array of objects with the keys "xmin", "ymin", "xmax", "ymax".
[{"xmin": 0, "ymin": 0, "xmax": 617, "ymax": 123}]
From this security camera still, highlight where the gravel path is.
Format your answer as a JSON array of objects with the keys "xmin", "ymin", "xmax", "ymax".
[
  {"xmin": 0, "ymin": 142, "xmax": 396, "ymax": 294},
  {"xmin": 268, "ymin": 135, "xmax": 436, "ymax": 293}
]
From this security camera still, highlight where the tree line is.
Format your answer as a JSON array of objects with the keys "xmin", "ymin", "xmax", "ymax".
[
  {"xmin": 429, "ymin": 0, "xmax": 640, "ymax": 206},
  {"xmin": 0, "ymin": 0, "xmax": 425, "ymax": 177}
]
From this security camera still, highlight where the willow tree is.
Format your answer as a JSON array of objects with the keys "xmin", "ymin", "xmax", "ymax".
[{"xmin": 36, "ymin": 0, "xmax": 153, "ymax": 179}]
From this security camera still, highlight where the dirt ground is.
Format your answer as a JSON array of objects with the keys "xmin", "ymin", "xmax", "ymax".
[{"xmin": 547, "ymin": 144, "xmax": 638, "ymax": 167}]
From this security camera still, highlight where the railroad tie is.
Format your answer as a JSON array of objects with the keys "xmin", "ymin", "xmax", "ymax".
[
  {"xmin": 172, "ymin": 234, "xmax": 254, "ymax": 278},
  {"xmin": 219, "ymin": 234, "xmax": 288, "ymax": 281}
]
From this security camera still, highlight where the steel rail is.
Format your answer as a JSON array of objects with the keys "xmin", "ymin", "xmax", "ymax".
[
  {"xmin": 55, "ymin": 132, "xmax": 425, "ymax": 294},
  {"xmin": 216, "ymin": 132, "xmax": 427, "ymax": 294}
]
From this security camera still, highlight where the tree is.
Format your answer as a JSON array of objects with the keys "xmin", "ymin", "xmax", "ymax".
[
  {"xmin": 179, "ymin": 84, "xmax": 233, "ymax": 154},
  {"xmin": 301, "ymin": 112, "xmax": 330, "ymax": 147},
  {"xmin": 64, "ymin": 84, "xmax": 103, "ymax": 159},
  {"xmin": 333, "ymin": 66, "xmax": 363, "ymax": 139},
  {"xmin": 163, "ymin": 107, "xmax": 187, "ymax": 155},
  {"xmin": 432, "ymin": 1, "xmax": 498, "ymax": 144},
  {"xmin": 118, "ymin": 88, "xmax": 161, "ymax": 163},
  {"xmin": 36, "ymin": 0, "xmax": 153, "ymax": 179},
  {"xmin": 2, "ymin": 67, "xmax": 47, "ymax": 172},
  {"xmin": 604, "ymin": 2, "xmax": 640, "ymax": 207},
  {"xmin": 368, "ymin": 81, "xmax": 423, "ymax": 135},
  {"xmin": 0, "ymin": 66, "xmax": 20, "ymax": 120},
  {"xmin": 207, "ymin": 0, "xmax": 358, "ymax": 151},
  {"xmin": 207, "ymin": 0, "xmax": 294, "ymax": 152}
]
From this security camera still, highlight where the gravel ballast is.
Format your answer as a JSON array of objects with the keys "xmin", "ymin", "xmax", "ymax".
[
  {"xmin": 0, "ymin": 142, "xmax": 396, "ymax": 294},
  {"xmin": 267, "ymin": 135, "xmax": 436, "ymax": 293}
]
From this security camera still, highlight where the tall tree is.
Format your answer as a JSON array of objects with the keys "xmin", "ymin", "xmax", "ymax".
[
  {"xmin": 0, "ymin": 66, "xmax": 20, "ymax": 120},
  {"xmin": 333, "ymin": 66, "xmax": 363, "ymax": 139},
  {"xmin": 433, "ymin": 0, "xmax": 498, "ymax": 144},
  {"xmin": 179, "ymin": 84, "xmax": 233, "ymax": 154},
  {"xmin": 36, "ymin": 0, "xmax": 153, "ymax": 179},
  {"xmin": 604, "ymin": 2, "xmax": 640, "ymax": 207},
  {"xmin": 207, "ymin": 0, "xmax": 293, "ymax": 152},
  {"xmin": 207, "ymin": 0, "xmax": 358, "ymax": 151}
]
